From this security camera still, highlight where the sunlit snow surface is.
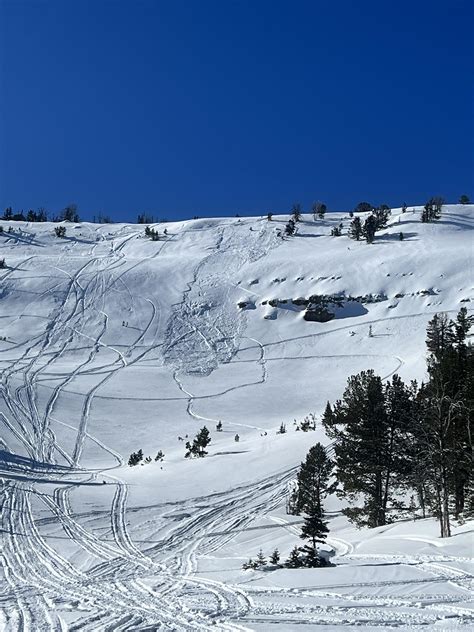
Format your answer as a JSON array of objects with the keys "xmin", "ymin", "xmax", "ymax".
[{"xmin": 0, "ymin": 206, "xmax": 473, "ymax": 630}]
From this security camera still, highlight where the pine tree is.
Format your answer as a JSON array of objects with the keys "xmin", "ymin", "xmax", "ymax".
[
  {"xmin": 322, "ymin": 370, "xmax": 412, "ymax": 527},
  {"xmin": 416, "ymin": 310, "xmax": 474, "ymax": 529},
  {"xmin": 294, "ymin": 443, "xmax": 333, "ymax": 515},
  {"xmin": 285, "ymin": 219, "xmax": 296, "ymax": 236},
  {"xmin": 363, "ymin": 215, "xmax": 377, "ymax": 243},
  {"xmin": 459, "ymin": 194, "xmax": 470, "ymax": 204},
  {"xmin": 312, "ymin": 201, "xmax": 326, "ymax": 221},
  {"xmin": 128, "ymin": 449, "xmax": 143, "ymax": 466},
  {"xmin": 372, "ymin": 206, "xmax": 391, "ymax": 229},
  {"xmin": 285, "ymin": 545, "xmax": 303, "ymax": 568},
  {"xmin": 291, "ymin": 204, "xmax": 302, "ymax": 222},
  {"xmin": 185, "ymin": 427, "xmax": 211, "ymax": 458},
  {"xmin": 349, "ymin": 216, "xmax": 363, "ymax": 241},
  {"xmin": 270, "ymin": 548, "xmax": 280, "ymax": 565},
  {"xmin": 256, "ymin": 549, "xmax": 267, "ymax": 567},
  {"xmin": 216, "ymin": 420, "xmax": 223, "ymax": 432},
  {"xmin": 354, "ymin": 202, "xmax": 373, "ymax": 214}
]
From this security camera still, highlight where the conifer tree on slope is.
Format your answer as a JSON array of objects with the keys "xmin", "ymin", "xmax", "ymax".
[
  {"xmin": 322, "ymin": 371, "xmax": 412, "ymax": 527},
  {"xmin": 349, "ymin": 216, "xmax": 363, "ymax": 241},
  {"xmin": 295, "ymin": 443, "xmax": 333, "ymax": 514},
  {"xmin": 296, "ymin": 443, "xmax": 332, "ymax": 566},
  {"xmin": 185, "ymin": 426, "xmax": 211, "ymax": 458},
  {"xmin": 413, "ymin": 309, "xmax": 473, "ymax": 533}
]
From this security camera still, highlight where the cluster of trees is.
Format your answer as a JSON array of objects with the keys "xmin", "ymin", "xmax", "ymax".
[
  {"xmin": 185, "ymin": 427, "xmax": 211, "ymax": 458},
  {"xmin": 349, "ymin": 206, "xmax": 391, "ymax": 244},
  {"xmin": 144, "ymin": 226, "xmax": 160, "ymax": 241},
  {"xmin": 128, "ymin": 449, "xmax": 165, "ymax": 466},
  {"xmin": 242, "ymin": 548, "xmax": 281, "ymax": 569},
  {"xmin": 2, "ymin": 205, "xmax": 80, "ymax": 223},
  {"xmin": 138, "ymin": 213, "xmax": 155, "ymax": 224},
  {"xmin": 2, "ymin": 207, "xmax": 48, "ymax": 222},
  {"xmin": 421, "ymin": 197, "xmax": 444, "ymax": 223},
  {"xmin": 320, "ymin": 308, "xmax": 472, "ymax": 537}
]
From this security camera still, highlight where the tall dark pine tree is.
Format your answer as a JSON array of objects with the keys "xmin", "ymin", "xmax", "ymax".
[
  {"xmin": 349, "ymin": 216, "xmax": 363, "ymax": 241},
  {"xmin": 295, "ymin": 443, "xmax": 333, "ymax": 514},
  {"xmin": 296, "ymin": 443, "xmax": 332, "ymax": 566},
  {"xmin": 363, "ymin": 215, "xmax": 377, "ymax": 243},
  {"xmin": 322, "ymin": 370, "xmax": 411, "ymax": 527},
  {"xmin": 414, "ymin": 309, "xmax": 473, "ymax": 534}
]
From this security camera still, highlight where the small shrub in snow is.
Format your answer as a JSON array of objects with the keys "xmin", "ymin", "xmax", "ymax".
[
  {"xmin": 277, "ymin": 422, "xmax": 286, "ymax": 434},
  {"xmin": 242, "ymin": 558, "xmax": 258, "ymax": 570},
  {"xmin": 54, "ymin": 226, "xmax": 66, "ymax": 238},
  {"xmin": 155, "ymin": 450, "xmax": 165, "ymax": 462}
]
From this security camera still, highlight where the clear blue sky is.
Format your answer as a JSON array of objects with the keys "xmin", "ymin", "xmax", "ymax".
[{"xmin": 1, "ymin": 0, "xmax": 472, "ymax": 221}]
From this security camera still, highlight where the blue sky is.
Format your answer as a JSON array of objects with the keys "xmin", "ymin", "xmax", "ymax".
[{"xmin": 1, "ymin": 0, "xmax": 472, "ymax": 221}]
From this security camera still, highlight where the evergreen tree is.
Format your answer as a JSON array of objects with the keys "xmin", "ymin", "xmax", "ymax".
[
  {"xmin": 256, "ymin": 549, "xmax": 267, "ymax": 567},
  {"xmin": 415, "ymin": 310, "xmax": 473, "ymax": 530},
  {"xmin": 322, "ymin": 370, "xmax": 412, "ymax": 527},
  {"xmin": 354, "ymin": 201, "xmax": 373, "ymax": 214},
  {"xmin": 459, "ymin": 194, "xmax": 470, "ymax": 204},
  {"xmin": 363, "ymin": 214, "xmax": 377, "ymax": 243},
  {"xmin": 312, "ymin": 201, "xmax": 326, "ymax": 220},
  {"xmin": 62, "ymin": 204, "xmax": 80, "ymax": 222},
  {"xmin": 372, "ymin": 206, "xmax": 391, "ymax": 229},
  {"xmin": 285, "ymin": 219, "xmax": 296, "ymax": 236},
  {"xmin": 349, "ymin": 216, "xmax": 363, "ymax": 241},
  {"xmin": 330, "ymin": 226, "xmax": 342, "ymax": 236},
  {"xmin": 294, "ymin": 443, "xmax": 333, "ymax": 515},
  {"xmin": 267, "ymin": 212, "xmax": 273, "ymax": 221},
  {"xmin": 185, "ymin": 426, "xmax": 211, "ymax": 458},
  {"xmin": 270, "ymin": 548, "xmax": 280, "ymax": 565},
  {"xmin": 291, "ymin": 204, "xmax": 302, "ymax": 222},
  {"xmin": 128, "ymin": 449, "xmax": 143, "ymax": 466},
  {"xmin": 285, "ymin": 545, "xmax": 303, "ymax": 568}
]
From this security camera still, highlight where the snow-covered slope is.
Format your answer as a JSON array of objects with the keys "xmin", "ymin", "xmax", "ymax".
[{"xmin": 0, "ymin": 205, "xmax": 473, "ymax": 630}]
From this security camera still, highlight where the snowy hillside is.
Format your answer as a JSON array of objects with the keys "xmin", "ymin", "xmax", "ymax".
[{"xmin": 0, "ymin": 204, "xmax": 473, "ymax": 630}]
